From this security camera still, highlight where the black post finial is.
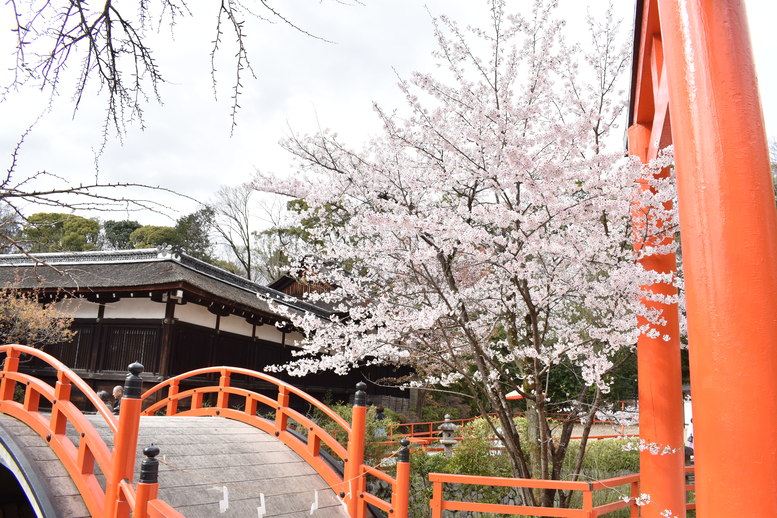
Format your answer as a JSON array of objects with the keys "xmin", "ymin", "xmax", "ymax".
[
  {"xmin": 139, "ymin": 444, "xmax": 160, "ymax": 484},
  {"xmin": 354, "ymin": 382, "xmax": 367, "ymax": 407},
  {"xmin": 124, "ymin": 362, "xmax": 144, "ymax": 399},
  {"xmin": 398, "ymin": 438, "xmax": 410, "ymax": 463}
]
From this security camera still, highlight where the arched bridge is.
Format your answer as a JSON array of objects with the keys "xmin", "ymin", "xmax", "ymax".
[{"xmin": 0, "ymin": 345, "xmax": 410, "ymax": 518}]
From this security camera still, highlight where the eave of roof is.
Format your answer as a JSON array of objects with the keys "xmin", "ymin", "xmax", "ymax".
[{"xmin": 0, "ymin": 248, "xmax": 333, "ymax": 319}]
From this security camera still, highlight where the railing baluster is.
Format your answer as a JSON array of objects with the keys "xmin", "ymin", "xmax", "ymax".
[
  {"xmin": 50, "ymin": 371, "xmax": 72, "ymax": 435},
  {"xmin": 430, "ymin": 479, "xmax": 443, "ymax": 518},
  {"xmin": 275, "ymin": 385, "xmax": 289, "ymax": 433},
  {"xmin": 217, "ymin": 369, "xmax": 230, "ymax": 408},
  {"xmin": 165, "ymin": 379, "xmax": 179, "ymax": 416},
  {"xmin": 346, "ymin": 382, "xmax": 367, "ymax": 518},
  {"xmin": 393, "ymin": 438, "xmax": 411, "ymax": 518},
  {"xmin": 0, "ymin": 347, "xmax": 20, "ymax": 401},
  {"xmin": 77, "ymin": 441, "xmax": 95, "ymax": 475},
  {"xmin": 23, "ymin": 385, "xmax": 39, "ymax": 412},
  {"xmin": 105, "ymin": 363, "xmax": 144, "ymax": 518},
  {"xmin": 134, "ymin": 445, "xmax": 161, "ymax": 518},
  {"xmin": 582, "ymin": 484, "xmax": 594, "ymax": 517}
]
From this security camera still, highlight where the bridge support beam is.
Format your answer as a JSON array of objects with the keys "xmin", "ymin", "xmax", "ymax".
[{"xmin": 657, "ymin": 0, "xmax": 777, "ymax": 515}]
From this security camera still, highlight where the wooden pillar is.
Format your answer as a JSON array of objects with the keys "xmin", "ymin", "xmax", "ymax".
[
  {"xmin": 657, "ymin": 0, "xmax": 777, "ymax": 515},
  {"xmin": 158, "ymin": 298, "xmax": 176, "ymax": 377},
  {"xmin": 628, "ymin": 123, "xmax": 686, "ymax": 518}
]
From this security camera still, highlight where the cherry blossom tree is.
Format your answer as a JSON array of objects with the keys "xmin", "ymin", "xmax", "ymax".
[{"xmin": 255, "ymin": 0, "xmax": 676, "ymax": 507}]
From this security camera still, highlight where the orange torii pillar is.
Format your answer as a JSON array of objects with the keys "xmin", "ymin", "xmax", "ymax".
[
  {"xmin": 629, "ymin": 2, "xmax": 686, "ymax": 515},
  {"xmin": 657, "ymin": 0, "xmax": 777, "ymax": 516},
  {"xmin": 629, "ymin": 122, "xmax": 686, "ymax": 518}
]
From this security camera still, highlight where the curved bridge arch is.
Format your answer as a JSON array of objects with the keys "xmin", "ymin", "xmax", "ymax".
[
  {"xmin": 0, "ymin": 345, "xmax": 409, "ymax": 517},
  {"xmin": 0, "ymin": 415, "xmax": 63, "ymax": 517}
]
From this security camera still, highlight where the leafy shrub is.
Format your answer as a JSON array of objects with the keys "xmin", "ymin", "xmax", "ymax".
[
  {"xmin": 311, "ymin": 402, "xmax": 401, "ymax": 465},
  {"xmin": 563, "ymin": 438, "xmax": 639, "ymax": 478}
]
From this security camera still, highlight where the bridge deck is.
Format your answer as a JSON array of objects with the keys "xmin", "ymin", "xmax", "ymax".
[{"xmin": 0, "ymin": 414, "xmax": 348, "ymax": 517}]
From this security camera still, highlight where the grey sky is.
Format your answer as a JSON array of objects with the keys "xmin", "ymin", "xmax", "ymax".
[{"xmin": 1, "ymin": 1, "xmax": 775, "ymax": 224}]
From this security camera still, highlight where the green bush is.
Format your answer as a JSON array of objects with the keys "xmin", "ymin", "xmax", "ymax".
[
  {"xmin": 404, "ymin": 421, "xmax": 640, "ymax": 518},
  {"xmin": 563, "ymin": 438, "xmax": 639, "ymax": 478},
  {"xmin": 310, "ymin": 402, "xmax": 402, "ymax": 465}
]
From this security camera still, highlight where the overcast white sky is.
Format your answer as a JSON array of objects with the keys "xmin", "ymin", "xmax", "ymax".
[{"xmin": 1, "ymin": 1, "xmax": 775, "ymax": 225}]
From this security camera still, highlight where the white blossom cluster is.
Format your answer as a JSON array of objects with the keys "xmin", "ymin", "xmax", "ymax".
[{"xmin": 253, "ymin": 0, "xmax": 682, "ymax": 474}]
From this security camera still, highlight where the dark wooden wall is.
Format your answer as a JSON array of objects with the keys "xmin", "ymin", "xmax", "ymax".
[{"xmin": 33, "ymin": 319, "xmax": 407, "ymax": 402}]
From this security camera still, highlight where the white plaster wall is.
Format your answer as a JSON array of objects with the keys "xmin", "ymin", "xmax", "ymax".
[
  {"xmin": 52, "ymin": 298, "xmax": 99, "ymax": 318},
  {"xmin": 219, "ymin": 314, "xmax": 253, "ymax": 337},
  {"xmin": 175, "ymin": 303, "xmax": 217, "ymax": 328},
  {"xmin": 103, "ymin": 298, "xmax": 165, "ymax": 319},
  {"xmin": 254, "ymin": 324, "xmax": 284, "ymax": 343},
  {"xmin": 285, "ymin": 331, "xmax": 304, "ymax": 347}
]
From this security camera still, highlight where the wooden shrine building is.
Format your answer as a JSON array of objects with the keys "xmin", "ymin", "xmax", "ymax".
[{"xmin": 0, "ymin": 247, "xmax": 409, "ymax": 409}]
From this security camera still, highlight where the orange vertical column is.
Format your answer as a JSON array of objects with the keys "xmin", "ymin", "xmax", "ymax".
[
  {"xmin": 346, "ymin": 382, "xmax": 367, "ymax": 518},
  {"xmin": 629, "ymin": 124, "xmax": 686, "ymax": 518},
  {"xmin": 657, "ymin": 0, "xmax": 777, "ymax": 515},
  {"xmin": 105, "ymin": 362, "xmax": 144, "ymax": 518}
]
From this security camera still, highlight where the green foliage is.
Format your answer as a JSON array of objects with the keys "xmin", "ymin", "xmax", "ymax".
[
  {"xmin": 0, "ymin": 206, "xmax": 21, "ymax": 253},
  {"xmin": 129, "ymin": 225, "xmax": 179, "ymax": 248},
  {"xmin": 174, "ymin": 207, "xmax": 215, "ymax": 260},
  {"xmin": 126, "ymin": 208, "xmax": 214, "ymax": 260},
  {"xmin": 564, "ymin": 438, "xmax": 640, "ymax": 476},
  {"xmin": 23, "ymin": 213, "xmax": 100, "ymax": 252},
  {"xmin": 104, "ymin": 220, "xmax": 141, "ymax": 249},
  {"xmin": 311, "ymin": 402, "xmax": 401, "ymax": 465},
  {"xmin": 405, "ymin": 426, "xmax": 639, "ymax": 517}
]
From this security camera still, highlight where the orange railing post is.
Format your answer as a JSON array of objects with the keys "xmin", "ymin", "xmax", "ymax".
[
  {"xmin": 392, "ymin": 438, "xmax": 411, "ymax": 518},
  {"xmin": 0, "ymin": 346, "xmax": 19, "ymax": 401},
  {"xmin": 346, "ymin": 382, "xmax": 367, "ymax": 518},
  {"xmin": 430, "ymin": 479, "xmax": 442, "ymax": 518},
  {"xmin": 630, "ymin": 479, "xmax": 640, "ymax": 518},
  {"xmin": 105, "ymin": 362, "xmax": 144, "ymax": 518},
  {"xmin": 134, "ymin": 445, "xmax": 161, "ymax": 518},
  {"xmin": 582, "ymin": 484, "xmax": 594, "ymax": 518},
  {"xmin": 165, "ymin": 379, "xmax": 179, "ymax": 416},
  {"xmin": 275, "ymin": 385, "xmax": 289, "ymax": 433},
  {"xmin": 217, "ymin": 368, "xmax": 231, "ymax": 409}
]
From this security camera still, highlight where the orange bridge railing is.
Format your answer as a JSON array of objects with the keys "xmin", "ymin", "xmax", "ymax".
[
  {"xmin": 428, "ymin": 467, "xmax": 696, "ymax": 518},
  {"xmin": 0, "ymin": 344, "xmax": 181, "ymax": 518},
  {"xmin": 141, "ymin": 367, "xmax": 411, "ymax": 518}
]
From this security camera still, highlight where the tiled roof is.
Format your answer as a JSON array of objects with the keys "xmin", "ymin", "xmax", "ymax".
[{"xmin": 0, "ymin": 247, "xmax": 332, "ymax": 319}]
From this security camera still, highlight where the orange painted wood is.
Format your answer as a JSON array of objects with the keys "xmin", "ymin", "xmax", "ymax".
[
  {"xmin": 429, "ymin": 472, "xmax": 590, "ymax": 490},
  {"xmin": 134, "ymin": 482, "xmax": 158, "ymax": 518},
  {"xmin": 655, "ymin": 0, "xmax": 777, "ymax": 515},
  {"xmin": 393, "ymin": 458, "xmax": 410, "ymax": 518},
  {"xmin": 105, "ymin": 397, "xmax": 142, "ymax": 518},
  {"xmin": 346, "ymin": 404, "xmax": 367, "ymax": 518},
  {"xmin": 437, "ymin": 500, "xmax": 587, "ymax": 518},
  {"xmin": 629, "ymin": 15, "xmax": 686, "ymax": 513}
]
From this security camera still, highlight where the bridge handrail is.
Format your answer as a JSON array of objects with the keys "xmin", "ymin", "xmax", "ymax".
[
  {"xmin": 428, "ymin": 472, "xmax": 638, "ymax": 517},
  {"xmin": 141, "ymin": 366, "xmax": 350, "ymax": 429},
  {"xmin": 0, "ymin": 344, "xmax": 182, "ymax": 518},
  {"xmin": 142, "ymin": 368, "xmax": 411, "ymax": 518},
  {"xmin": 0, "ymin": 344, "xmax": 118, "ymax": 433},
  {"xmin": 428, "ymin": 467, "xmax": 696, "ymax": 517}
]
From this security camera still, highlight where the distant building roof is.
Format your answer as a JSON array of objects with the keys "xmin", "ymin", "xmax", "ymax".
[{"xmin": 0, "ymin": 247, "xmax": 333, "ymax": 320}]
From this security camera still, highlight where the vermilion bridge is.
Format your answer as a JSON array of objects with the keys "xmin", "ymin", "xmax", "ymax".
[{"xmin": 0, "ymin": 344, "xmax": 410, "ymax": 518}]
